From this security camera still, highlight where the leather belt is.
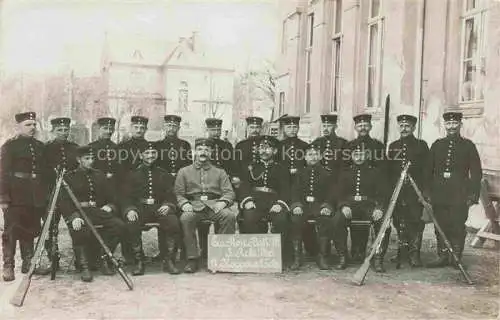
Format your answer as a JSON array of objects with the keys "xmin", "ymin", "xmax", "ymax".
[
  {"xmin": 187, "ymin": 193, "xmax": 220, "ymax": 201},
  {"xmin": 13, "ymin": 172, "xmax": 39, "ymax": 179},
  {"xmin": 350, "ymin": 195, "xmax": 368, "ymax": 202},
  {"xmin": 253, "ymin": 186, "xmax": 276, "ymax": 194},
  {"xmin": 80, "ymin": 201, "xmax": 97, "ymax": 208},
  {"xmin": 140, "ymin": 198, "xmax": 157, "ymax": 205}
]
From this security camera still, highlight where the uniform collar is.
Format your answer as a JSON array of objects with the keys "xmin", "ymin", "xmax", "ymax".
[
  {"xmin": 260, "ymin": 159, "xmax": 274, "ymax": 166},
  {"xmin": 400, "ymin": 135, "xmax": 416, "ymax": 142},
  {"xmin": 194, "ymin": 160, "xmax": 212, "ymax": 170}
]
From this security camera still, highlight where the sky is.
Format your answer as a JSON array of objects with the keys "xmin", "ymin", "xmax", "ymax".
[{"xmin": 0, "ymin": 0, "xmax": 280, "ymax": 76}]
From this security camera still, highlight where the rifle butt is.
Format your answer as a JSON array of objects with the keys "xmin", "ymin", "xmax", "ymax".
[
  {"xmin": 10, "ymin": 277, "xmax": 31, "ymax": 307},
  {"xmin": 351, "ymin": 259, "xmax": 370, "ymax": 286}
]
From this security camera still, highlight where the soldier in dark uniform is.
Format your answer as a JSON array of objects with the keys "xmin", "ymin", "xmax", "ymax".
[
  {"xmin": 175, "ymin": 138, "xmax": 237, "ymax": 273},
  {"xmin": 387, "ymin": 114, "xmax": 429, "ymax": 267},
  {"xmin": 426, "ymin": 112, "xmax": 482, "ymax": 268},
  {"xmin": 155, "ymin": 115, "xmax": 192, "ymax": 177},
  {"xmin": 233, "ymin": 116, "xmax": 264, "ymax": 188},
  {"xmin": 88, "ymin": 117, "xmax": 120, "ymax": 184},
  {"xmin": 0, "ymin": 112, "xmax": 48, "ymax": 281},
  {"xmin": 276, "ymin": 116, "xmax": 312, "ymax": 255},
  {"xmin": 332, "ymin": 148, "xmax": 389, "ymax": 271},
  {"xmin": 117, "ymin": 116, "xmax": 149, "ymax": 174},
  {"xmin": 239, "ymin": 135, "xmax": 291, "ymax": 265},
  {"xmin": 122, "ymin": 143, "xmax": 181, "ymax": 275},
  {"xmin": 311, "ymin": 114, "xmax": 347, "ymax": 178},
  {"xmin": 59, "ymin": 146, "xmax": 127, "ymax": 280},
  {"xmin": 290, "ymin": 142, "xmax": 334, "ymax": 270},
  {"xmin": 205, "ymin": 118, "xmax": 234, "ymax": 176},
  {"xmin": 345, "ymin": 113, "xmax": 386, "ymax": 170},
  {"xmin": 43, "ymin": 117, "xmax": 80, "ymax": 270},
  {"xmin": 117, "ymin": 116, "xmax": 149, "ymax": 264}
]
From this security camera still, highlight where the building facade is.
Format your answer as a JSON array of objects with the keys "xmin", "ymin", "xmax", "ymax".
[
  {"xmin": 100, "ymin": 32, "xmax": 235, "ymax": 144},
  {"xmin": 275, "ymin": 0, "xmax": 500, "ymax": 196}
]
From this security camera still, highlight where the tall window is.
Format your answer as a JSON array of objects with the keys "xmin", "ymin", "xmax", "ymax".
[
  {"xmin": 459, "ymin": 0, "xmax": 487, "ymax": 103},
  {"xmin": 178, "ymin": 81, "xmax": 188, "ymax": 111},
  {"xmin": 305, "ymin": 13, "xmax": 314, "ymax": 113},
  {"xmin": 366, "ymin": 0, "xmax": 384, "ymax": 108},
  {"xmin": 279, "ymin": 91, "xmax": 285, "ymax": 116},
  {"xmin": 281, "ymin": 20, "xmax": 288, "ymax": 54},
  {"xmin": 330, "ymin": 0, "xmax": 343, "ymax": 112}
]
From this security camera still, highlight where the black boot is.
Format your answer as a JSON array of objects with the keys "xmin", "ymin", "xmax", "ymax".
[
  {"xmin": 373, "ymin": 229, "xmax": 390, "ymax": 273},
  {"xmin": 163, "ymin": 238, "xmax": 180, "ymax": 275},
  {"xmin": 334, "ymin": 238, "xmax": 347, "ymax": 270},
  {"xmin": 20, "ymin": 241, "xmax": 33, "ymax": 274},
  {"xmin": 289, "ymin": 240, "xmax": 302, "ymax": 271},
  {"xmin": 450, "ymin": 245, "xmax": 463, "ymax": 270},
  {"xmin": 316, "ymin": 238, "xmax": 330, "ymax": 270},
  {"xmin": 2, "ymin": 236, "xmax": 16, "ymax": 282},
  {"xmin": 132, "ymin": 244, "xmax": 145, "ymax": 276},
  {"xmin": 408, "ymin": 232, "xmax": 423, "ymax": 268},
  {"xmin": 183, "ymin": 259, "xmax": 198, "ymax": 273},
  {"xmin": 75, "ymin": 246, "xmax": 93, "ymax": 282},
  {"xmin": 426, "ymin": 237, "xmax": 449, "ymax": 268},
  {"xmin": 101, "ymin": 240, "xmax": 118, "ymax": 275}
]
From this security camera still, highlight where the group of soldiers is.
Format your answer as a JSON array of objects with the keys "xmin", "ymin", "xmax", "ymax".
[{"xmin": 0, "ymin": 109, "xmax": 482, "ymax": 283}]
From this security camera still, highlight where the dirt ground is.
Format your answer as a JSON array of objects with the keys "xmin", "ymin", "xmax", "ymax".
[{"xmin": 0, "ymin": 223, "xmax": 498, "ymax": 320}]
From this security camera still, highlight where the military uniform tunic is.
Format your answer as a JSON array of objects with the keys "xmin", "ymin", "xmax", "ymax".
[
  {"xmin": 345, "ymin": 135, "xmax": 386, "ymax": 172},
  {"xmin": 122, "ymin": 164, "xmax": 181, "ymax": 254},
  {"xmin": 117, "ymin": 137, "xmax": 149, "ymax": 174},
  {"xmin": 332, "ymin": 163, "xmax": 389, "ymax": 257},
  {"xmin": 0, "ymin": 136, "xmax": 48, "ymax": 240},
  {"xmin": 277, "ymin": 137, "xmax": 308, "ymax": 178},
  {"xmin": 154, "ymin": 137, "xmax": 192, "ymax": 180},
  {"xmin": 427, "ymin": 135, "xmax": 482, "ymax": 251},
  {"xmin": 88, "ymin": 138, "xmax": 120, "ymax": 179},
  {"xmin": 311, "ymin": 135, "xmax": 347, "ymax": 178},
  {"xmin": 59, "ymin": 168, "xmax": 126, "ymax": 248},
  {"xmin": 233, "ymin": 136, "xmax": 260, "ymax": 180},
  {"xmin": 211, "ymin": 138, "xmax": 235, "ymax": 177},
  {"xmin": 239, "ymin": 160, "xmax": 291, "ymax": 234},
  {"xmin": 290, "ymin": 164, "xmax": 334, "ymax": 239}
]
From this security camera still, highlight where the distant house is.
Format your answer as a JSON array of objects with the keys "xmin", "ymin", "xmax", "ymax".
[{"xmin": 100, "ymin": 32, "xmax": 235, "ymax": 144}]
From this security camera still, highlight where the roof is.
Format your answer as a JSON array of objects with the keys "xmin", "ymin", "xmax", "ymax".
[{"xmin": 105, "ymin": 36, "xmax": 179, "ymax": 66}]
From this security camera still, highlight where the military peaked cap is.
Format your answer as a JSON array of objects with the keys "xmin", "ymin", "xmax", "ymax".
[
  {"xmin": 443, "ymin": 112, "xmax": 463, "ymax": 122},
  {"xmin": 245, "ymin": 116, "xmax": 263, "ymax": 126},
  {"xmin": 15, "ymin": 112, "xmax": 36, "ymax": 123},
  {"xmin": 164, "ymin": 115, "xmax": 182, "ymax": 123},
  {"xmin": 97, "ymin": 117, "xmax": 116, "ymax": 126},
  {"xmin": 131, "ymin": 116, "xmax": 148, "ymax": 125},
  {"xmin": 353, "ymin": 113, "xmax": 372, "ymax": 124},
  {"xmin": 50, "ymin": 117, "xmax": 71, "ymax": 127},
  {"xmin": 396, "ymin": 114, "xmax": 417, "ymax": 124},
  {"xmin": 205, "ymin": 118, "xmax": 223, "ymax": 128}
]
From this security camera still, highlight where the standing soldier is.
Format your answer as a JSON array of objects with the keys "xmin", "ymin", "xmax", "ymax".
[
  {"xmin": 290, "ymin": 142, "xmax": 334, "ymax": 270},
  {"xmin": 155, "ymin": 115, "xmax": 192, "ymax": 178},
  {"xmin": 311, "ymin": 114, "xmax": 347, "ymax": 177},
  {"xmin": 233, "ymin": 116, "xmax": 264, "ymax": 187},
  {"xmin": 118, "ymin": 116, "xmax": 149, "ymax": 174},
  {"xmin": 426, "ymin": 112, "xmax": 482, "ymax": 268},
  {"xmin": 59, "ymin": 146, "xmax": 127, "ymax": 279},
  {"xmin": 88, "ymin": 117, "xmax": 120, "ymax": 184},
  {"xmin": 332, "ymin": 148, "xmax": 389, "ymax": 271},
  {"xmin": 122, "ymin": 143, "xmax": 181, "ymax": 275},
  {"xmin": 1, "ymin": 112, "xmax": 48, "ymax": 281},
  {"xmin": 346, "ymin": 114, "xmax": 386, "ymax": 170},
  {"xmin": 174, "ymin": 138, "xmax": 237, "ymax": 273},
  {"xmin": 277, "ymin": 116, "xmax": 311, "ymax": 255},
  {"xmin": 205, "ymin": 118, "xmax": 234, "ymax": 177},
  {"xmin": 44, "ymin": 117, "xmax": 80, "ymax": 270},
  {"xmin": 387, "ymin": 114, "xmax": 429, "ymax": 267},
  {"xmin": 117, "ymin": 116, "xmax": 149, "ymax": 264},
  {"xmin": 239, "ymin": 136, "xmax": 291, "ymax": 264}
]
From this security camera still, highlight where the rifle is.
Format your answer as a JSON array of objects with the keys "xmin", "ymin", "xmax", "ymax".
[
  {"xmin": 383, "ymin": 94, "xmax": 391, "ymax": 148},
  {"xmin": 352, "ymin": 162, "xmax": 410, "ymax": 285},
  {"xmin": 10, "ymin": 169, "xmax": 66, "ymax": 307},
  {"xmin": 60, "ymin": 177, "xmax": 134, "ymax": 291},
  {"xmin": 407, "ymin": 175, "xmax": 474, "ymax": 285}
]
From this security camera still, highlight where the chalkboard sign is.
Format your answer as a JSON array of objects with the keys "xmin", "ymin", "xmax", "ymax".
[{"xmin": 207, "ymin": 234, "xmax": 282, "ymax": 273}]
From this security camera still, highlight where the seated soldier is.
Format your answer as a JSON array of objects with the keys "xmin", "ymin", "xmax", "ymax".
[
  {"xmin": 331, "ymin": 148, "xmax": 390, "ymax": 271},
  {"xmin": 174, "ymin": 138, "xmax": 237, "ymax": 274},
  {"xmin": 239, "ymin": 135, "xmax": 290, "ymax": 265},
  {"xmin": 122, "ymin": 143, "xmax": 181, "ymax": 276},
  {"xmin": 59, "ymin": 146, "xmax": 127, "ymax": 281},
  {"xmin": 290, "ymin": 142, "xmax": 334, "ymax": 270}
]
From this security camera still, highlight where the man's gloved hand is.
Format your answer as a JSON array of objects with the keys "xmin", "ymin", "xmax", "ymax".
[
  {"xmin": 372, "ymin": 208, "xmax": 384, "ymax": 221},
  {"xmin": 320, "ymin": 207, "xmax": 332, "ymax": 216},
  {"xmin": 270, "ymin": 204, "xmax": 282, "ymax": 213},
  {"xmin": 244, "ymin": 201, "xmax": 256, "ymax": 210},
  {"xmin": 158, "ymin": 205, "xmax": 171, "ymax": 216},
  {"xmin": 182, "ymin": 203, "xmax": 193, "ymax": 213},
  {"xmin": 292, "ymin": 207, "xmax": 303, "ymax": 216}
]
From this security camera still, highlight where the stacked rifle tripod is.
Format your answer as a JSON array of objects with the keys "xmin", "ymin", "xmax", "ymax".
[
  {"xmin": 9, "ymin": 169, "xmax": 134, "ymax": 307},
  {"xmin": 351, "ymin": 162, "xmax": 474, "ymax": 286}
]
